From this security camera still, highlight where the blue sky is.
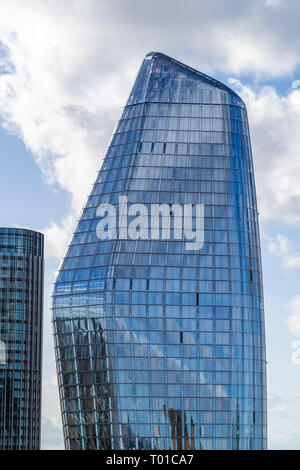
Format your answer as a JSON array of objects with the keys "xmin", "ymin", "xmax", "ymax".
[{"xmin": 1, "ymin": 0, "xmax": 300, "ymax": 449}]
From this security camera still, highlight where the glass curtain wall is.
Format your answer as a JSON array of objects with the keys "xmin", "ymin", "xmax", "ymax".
[
  {"xmin": 0, "ymin": 227, "xmax": 44, "ymax": 450},
  {"xmin": 52, "ymin": 52, "xmax": 267, "ymax": 450}
]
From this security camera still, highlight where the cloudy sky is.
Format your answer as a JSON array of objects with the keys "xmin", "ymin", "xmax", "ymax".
[{"xmin": 1, "ymin": 0, "xmax": 300, "ymax": 449}]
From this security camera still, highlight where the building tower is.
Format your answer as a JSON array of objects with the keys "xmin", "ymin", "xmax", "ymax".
[
  {"xmin": 52, "ymin": 52, "xmax": 267, "ymax": 450},
  {"xmin": 0, "ymin": 228, "xmax": 44, "ymax": 450}
]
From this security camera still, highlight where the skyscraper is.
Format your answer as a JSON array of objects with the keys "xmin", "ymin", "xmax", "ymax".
[
  {"xmin": 52, "ymin": 52, "xmax": 267, "ymax": 450},
  {"xmin": 0, "ymin": 227, "xmax": 44, "ymax": 450}
]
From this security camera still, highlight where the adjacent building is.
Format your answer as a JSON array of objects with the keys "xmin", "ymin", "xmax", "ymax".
[
  {"xmin": 0, "ymin": 228, "xmax": 44, "ymax": 450},
  {"xmin": 52, "ymin": 52, "xmax": 267, "ymax": 450}
]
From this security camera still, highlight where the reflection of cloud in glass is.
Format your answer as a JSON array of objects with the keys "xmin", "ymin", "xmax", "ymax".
[
  {"xmin": 52, "ymin": 51, "xmax": 267, "ymax": 450},
  {"xmin": 0, "ymin": 340, "xmax": 6, "ymax": 365},
  {"xmin": 292, "ymin": 80, "xmax": 300, "ymax": 89}
]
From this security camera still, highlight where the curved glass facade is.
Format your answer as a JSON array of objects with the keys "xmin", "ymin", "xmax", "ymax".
[
  {"xmin": 52, "ymin": 52, "xmax": 267, "ymax": 450},
  {"xmin": 0, "ymin": 227, "xmax": 44, "ymax": 450}
]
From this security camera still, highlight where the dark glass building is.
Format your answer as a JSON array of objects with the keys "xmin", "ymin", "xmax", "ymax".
[
  {"xmin": 52, "ymin": 52, "xmax": 267, "ymax": 450},
  {"xmin": 0, "ymin": 228, "xmax": 44, "ymax": 450}
]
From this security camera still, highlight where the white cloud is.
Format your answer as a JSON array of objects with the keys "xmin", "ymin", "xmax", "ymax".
[
  {"xmin": 265, "ymin": 0, "xmax": 285, "ymax": 8},
  {"xmin": 41, "ymin": 373, "xmax": 64, "ymax": 449},
  {"xmin": 43, "ymin": 214, "xmax": 76, "ymax": 259},
  {"xmin": 267, "ymin": 234, "xmax": 300, "ymax": 273},
  {"xmin": 292, "ymin": 80, "xmax": 300, "ymax": 89},
  {"xmin": 229, "ymin": 80, "xmax": 300, "ymax": 223},
  {"xmin": 1, "ymin": 0, "xmax": 300, "ymax": 450},
  {"xmin": 1, "ymin": 1, "xmax": 300, "ymax": 258},
  {"xmin": 287, "ymin": 296, "xmax": 300, "ymax": 336},
  {"xmin": 268, "ymin": 393, "xmax": 300, "ymax": 449},
  {"xmin": 41, "ymin": 416, "xmax": 64, "ymax": 450},
  {"xmin": 268, "ymin": 234, "xmax": 290, "ymax": 256},
  {"xmin": 0, "ymin": 1, "xmax": 137, "ymax": 259}
]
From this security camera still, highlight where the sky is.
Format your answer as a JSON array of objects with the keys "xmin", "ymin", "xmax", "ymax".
[{"xmin": 1, "ymin": 0, "xmax": 300, "ymax": 449}]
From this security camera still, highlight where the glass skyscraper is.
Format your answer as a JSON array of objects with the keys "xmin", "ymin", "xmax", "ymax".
[
  {"xmin": 52, "ymin": 52, "xmax": 267, "ymax": 450},
  {"xmin": 0, "ymin": 227, "xmax": 44, "ymax": 450}
]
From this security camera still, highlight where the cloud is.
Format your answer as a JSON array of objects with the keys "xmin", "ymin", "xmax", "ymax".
[
  {"xmin": 268, "ymin": 234, "xmax": 300, "ymax": 273},
  {"xmin": 43, "ymin": 214, "xmax": 76, "ymax": 259},
  {"xmin": 41, "ymin": 416, "xmax": 64, "ymax": 450},
  {"xmin": 230, "ymin": 80, "xmax": 300, "ymax": 224},
  {"xmin": 0, "ymin": 1, "xmax": 132, "ymax": 257},
  {"xmin": 268, "ymin": 234, "xmax": 290, "ymax": 256},
  {"xmin": 1, "ymin": 0, "xmax": 300, "ymax": 450},
  {"xmin": 268, "ymin": 393, "xmax": 300, "ymax": 449},
  {"xmin": 41, "ymin": 374, "xmax": 64, "ymax": 449},
  {"xmin": 287, "ymin": 296, "xmax": 300, "ymax": 336},
  {"xmin": 264, "ymin": 0, "xmax": 285, "ymax": 8},
  {"xmin": 1, "ymin": 1, "xmax": 300, "ymax": 258}
]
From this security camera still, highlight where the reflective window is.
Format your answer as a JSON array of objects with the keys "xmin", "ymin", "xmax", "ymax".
[{"xmin": 52, "ymin": 52, "xmax": 267, "ymax": 450}]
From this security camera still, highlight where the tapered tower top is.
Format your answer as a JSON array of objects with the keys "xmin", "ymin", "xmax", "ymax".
[{"xmin": 127, "ymin": 51, "xmax": 245, "ymax": 108}]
